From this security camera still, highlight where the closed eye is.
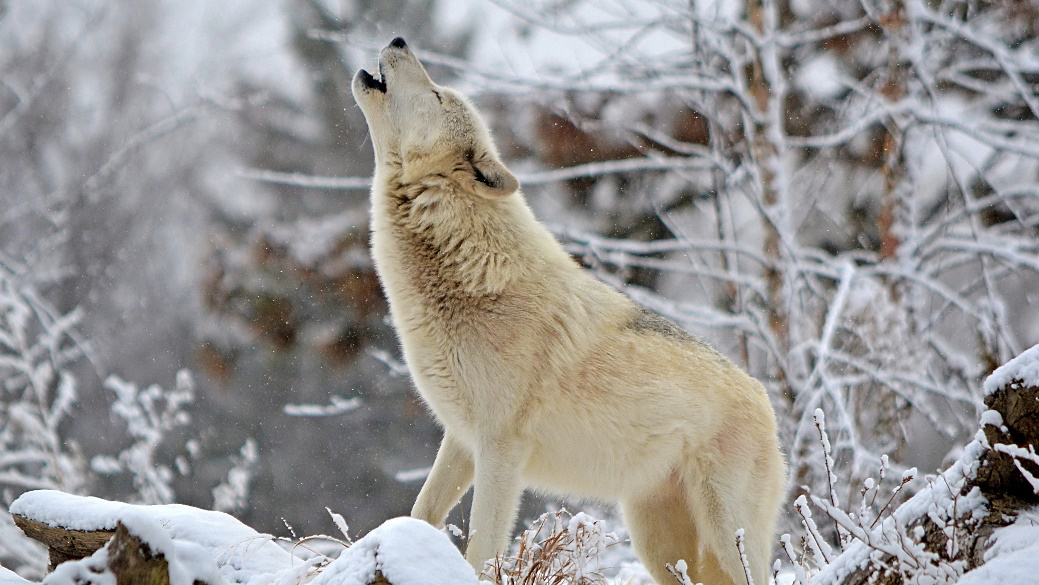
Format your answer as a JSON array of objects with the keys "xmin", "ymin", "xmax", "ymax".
[{"xmin": 432, "ymin": 90, "xmax": 443, "ymax": 104}]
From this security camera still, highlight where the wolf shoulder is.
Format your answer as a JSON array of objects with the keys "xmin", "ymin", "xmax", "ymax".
[{"xmin": 623, "ymin": 306, "xmax": 715, "ymax": 352}]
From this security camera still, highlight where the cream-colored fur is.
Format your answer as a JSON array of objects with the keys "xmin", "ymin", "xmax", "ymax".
[{"xmin": 352, "ymin": 38, "xmax": 786, "ymax": 585}]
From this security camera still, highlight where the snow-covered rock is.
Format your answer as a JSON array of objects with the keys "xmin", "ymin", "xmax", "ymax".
[{"xmin": 806, "ymin": 343, "xmax": 1039, "ymax": 585}]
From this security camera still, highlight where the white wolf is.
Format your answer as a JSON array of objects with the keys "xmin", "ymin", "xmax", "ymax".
[{"xmin": 352, "ymin": 37, "xmax": 786, "ymax": 585}]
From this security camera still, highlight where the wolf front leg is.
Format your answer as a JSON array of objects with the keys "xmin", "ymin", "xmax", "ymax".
[
  {"xmin": 412, "ymin": 432, "xmax": 475, "ymax": 526},
  {"xmin": 464, "ymin": 438, "xmax": 527, "ymax": 575}
]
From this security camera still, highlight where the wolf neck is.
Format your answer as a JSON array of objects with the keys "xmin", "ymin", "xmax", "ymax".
[{"xmin": 372, "ymin": 166, "xmax": 544, "ymax": 301}]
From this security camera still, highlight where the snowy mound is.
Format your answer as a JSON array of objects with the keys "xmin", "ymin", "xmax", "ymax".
[
  {"xmin": 311, "ymin": 517, "xmax": 478, "ymax": 585},
  {"xmin": 984, "ymin": 343, "xmax": 1039, "ymax": 396}
]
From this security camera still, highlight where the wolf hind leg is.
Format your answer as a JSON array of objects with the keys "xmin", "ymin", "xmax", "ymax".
[
  {"xmin": 684, "ymin": 463, "xmax": 776, "ymax": 585},
  {"xmin": 620, "ymin": 476, "xmax": 703, "ymax": 585}
]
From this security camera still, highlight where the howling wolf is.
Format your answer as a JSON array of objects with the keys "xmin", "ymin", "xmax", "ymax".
[{"xmin": 352, "ymin": 37, "xmax": 786, "ymax": 585}]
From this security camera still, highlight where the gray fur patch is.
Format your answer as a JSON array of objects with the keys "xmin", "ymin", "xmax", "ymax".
[{"xmin": 627, "ymin": 307, "xmax": 697, "ymax": 343}]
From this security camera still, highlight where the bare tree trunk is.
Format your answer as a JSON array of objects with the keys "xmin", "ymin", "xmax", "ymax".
[{"xmin": 746, "ymin": 0, "xmax": 795, "ymax": 409}]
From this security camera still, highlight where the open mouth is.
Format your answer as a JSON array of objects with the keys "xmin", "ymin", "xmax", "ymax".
[{"xmin": 358, "ymin": 62, "xmax": 387, "ymax": 93}]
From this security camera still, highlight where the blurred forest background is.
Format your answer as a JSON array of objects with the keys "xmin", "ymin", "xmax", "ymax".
[{"xmin": 1, "ymin": 0, "xmax": 1037, "ymax": 578}]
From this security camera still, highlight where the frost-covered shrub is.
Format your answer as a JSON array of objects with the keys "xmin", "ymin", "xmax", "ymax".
[
  {"xmin": 0, "ymin": 268, "xmax": 88, "ymax": 496},
  {"xmin": 485, "ymin": 509, "xmax": 622, "ymax": 585},
  {"xmin": 90, "ymin": 371, "xmax": 196, "ymax": 505},
  {"xmin": 0, "ymin": 264, "xmax": 259, "ymax": 573},
  {"xmin": 779, "ymin": 408, "xmax": 992, "ymax": 585},
  {"xmin": 89, "ymin": 370, "xmax": 260, "ymax": 510},
  {"xmin": 212, "ymin": 438, "xmax": 259, "ymax": 514},
  {"xmin": 0, "ymin": 266, "xmax": 89, "ymax": 574}
]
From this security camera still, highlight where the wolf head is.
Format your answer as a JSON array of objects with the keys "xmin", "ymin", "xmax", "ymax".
[{"xmin": 352, "ymin": 37, "xmax": 519, "ymax": 199}]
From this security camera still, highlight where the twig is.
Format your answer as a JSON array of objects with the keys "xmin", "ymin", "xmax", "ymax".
[
  {"xmin": 813, "ymin": 409, "xmax": 845, "ymax": 551},
  {"xmin": 735, "ymin": 529, "xmax": 754, "ymax": 585}
]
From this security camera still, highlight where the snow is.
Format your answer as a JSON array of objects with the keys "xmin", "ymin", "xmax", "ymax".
[
  {"xmin": 44, "ymin": 548, "xmax": 114, "ymax": 585},
  {"xmin": 311, "ymin": 517, "xmax": 477, "ymax": 585},
  {"xmin": 283, "ymin": 396, "xmax": 363, "ymax": 417},
  {"xmin": 796, "ymin": 55, "xmax": 845, "ymax": 101},
  {"xmin": 984, "ymin": 342, "xmax": 1039, "ymax": 395},
  {"xmin": 393, "ymin": 466, "xmax": 432, "ymax": 483},
  {"xmin": 958, "ymin": 507, "xmax": 1039, "ymax": 585},
  {"xmin": 117, "ymin": 511, "xmax": 176, "ymax": 557},
  {"xmin": 6, "ymin": 491, "xmax": 476, "ymax": 585},
  {"xmin": 978, "ymin": 409, "xmax": 1005, "ymax": 431},
  {"xmin": 167, "ymin": 541, "xmax": 226, "ymax": 585},
  {"xmin": 0, "ymin": 566, "xmax": 32, "ymax": 585}
]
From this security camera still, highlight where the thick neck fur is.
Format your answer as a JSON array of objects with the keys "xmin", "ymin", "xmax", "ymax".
[{"xmin": 371, "ymin": 155, "xmax": 541, "ymax": 303}]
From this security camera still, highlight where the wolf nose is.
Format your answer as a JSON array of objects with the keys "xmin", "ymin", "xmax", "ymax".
[{"xmin": 390, "ymin": 37, "xmax": 407, "ymax": 49}]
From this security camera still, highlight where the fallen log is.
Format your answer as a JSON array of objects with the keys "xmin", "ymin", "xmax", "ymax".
[
  {"xmin": 11, "ymin": 515, "xmax": 113, "ymax": 571},
  {"xmin": 8, "ymin": 492, "xmax": 477, "ymax": 585},
  {"xmin": 8, "ymin": 492, "xmax": 293, "ymax": 585},
  {"xmin": 12, "ymin": 517, "xmax": 209, "ymax": 585}
]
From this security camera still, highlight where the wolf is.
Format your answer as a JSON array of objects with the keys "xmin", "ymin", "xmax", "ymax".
[{"xmin": 352, "ymin": 37, "xmax": 786, "ymax": 585}]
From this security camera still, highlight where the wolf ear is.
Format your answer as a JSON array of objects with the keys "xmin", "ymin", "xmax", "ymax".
[{"xmin": 469, "ymin": 158, "xmax": 519, "ymax": 199}]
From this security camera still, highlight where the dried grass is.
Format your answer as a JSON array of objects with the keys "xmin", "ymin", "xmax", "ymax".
[{"xmin": 483, "ymin": 509, "xmax": 621, "ymax": 585}]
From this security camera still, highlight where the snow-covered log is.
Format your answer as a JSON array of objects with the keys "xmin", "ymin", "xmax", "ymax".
[
  {"xmin": 8, "ymin": 491, "xmax": 296, "ymax": 585},
  {"xmin": 11, "ymin": 518, "xmax": 206, "ymax": 585},
  {"xmin": 9, "ymin": 515, "xmax": 112, "ymax": 572},
  {"xmin": 5, "ymin": 491, "xmax": 476, "ymax": 585},
  {"xmin": 810, "ymin": 344, "xmax": 1039, "ymax": 584}
]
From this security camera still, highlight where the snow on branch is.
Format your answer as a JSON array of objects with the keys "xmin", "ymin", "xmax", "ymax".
[
  {"xmin": 237, "ymin": 168, "xmax": 373, "ymax": 191},
  {"xmin": 239, "ymin": 155, "xmax": 727, "ymax": 192},
  {"xmin": 0, "ymin": 267, "xmax": 88, "ymax": 497},
  {"xmin": 89, "ymin": 371, "xmax": 196, "ymax": 505}
]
